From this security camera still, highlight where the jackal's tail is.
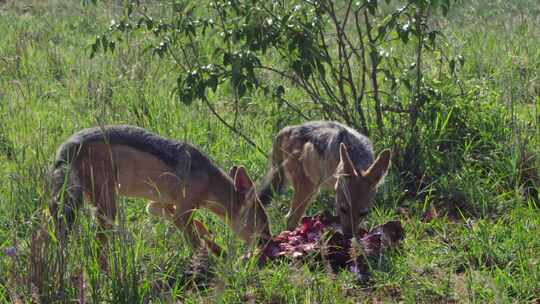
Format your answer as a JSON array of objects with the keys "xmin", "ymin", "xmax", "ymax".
[
  {"xmin": 49, "ymin": 159, "xmax": 83, "ymax": 239},
  {"xmin": 258, "ymin": 133, "xmax": 287, "ymax": 206}
]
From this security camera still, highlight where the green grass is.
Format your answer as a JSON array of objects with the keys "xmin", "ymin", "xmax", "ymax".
[{"xmin": 1, "ymin": 0, "xmax": 539, "ymax": 303}]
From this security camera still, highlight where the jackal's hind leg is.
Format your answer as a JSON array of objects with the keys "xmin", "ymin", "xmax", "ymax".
[{"xmin": 86, "ymin": 175, "xmax": 117, "ymax": 271}]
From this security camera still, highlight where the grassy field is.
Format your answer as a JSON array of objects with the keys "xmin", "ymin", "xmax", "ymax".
[{"xmin": 0, "ymin": 0, "xmax": 539, "ymax": 303}]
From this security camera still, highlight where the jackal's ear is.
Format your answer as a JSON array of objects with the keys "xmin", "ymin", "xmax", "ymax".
[
  {"xmin": 364, "ymin": 149, "xmax": 391, "ymax": 186},
  {"xmin": 339, "ymin": 143, "xmax": 357, "ymax": 176},
  {"xmin": 228, "ymin": 166, "xmax": 239, "ymax": 179},
  {"xmin": 234, "ymin": 166, "xmax": 254, "ymax": 193}
]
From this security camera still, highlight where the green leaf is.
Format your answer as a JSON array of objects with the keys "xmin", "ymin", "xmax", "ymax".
[
  {"xmin": 402, "ymin": 78, "xmax": 411, "ymax": 91},
  {"xmin": 101, "ymin": 35, "xmax": 108, "ymax": 52},
  {"xmin": 274, "ymin": 85, "xmax": 285, "ymax": 98},
  {"xmin": 369, "ymin": 50, "xmax": 380, "ymax": 66},
  {"xmin": 428, "ymin": 31, "xmax": 437, "ymax": 46},
  {"xmin": 236, "ymin": 82, "xmax": 246, "ymax": 97},
  {"xmin": 207, "ymin": 75, "xmax": 219, "ymax": 93},
  {"xmin": 223, "ymin": 53, "xmax": 232, "ymax": 66},
  {"xmin": 382, "ymin": 69, "xmax": 397, "ymax": 89},
  {"xmin": 397, "ymin": 22, "xmax": 410, "ymax": 44},
  {"xmin": 146, "ymin": 18, "xmax": 154, "ymax": 30},
  {"xmin": 90, "ymin": 39, "xmax": 99, "ymax": 59},
  {"xmin": 302, "ymin": 63, "xmax": 312, "ymax": 79},
  {"xmin": 378, "ymin": 25, "xmax": 387, "ymax": 38},
  {"xmin": 449, "ymin": 59, "xmax": 456, "ymax": 74},
  {"xmin": 367, "ymin": 0, "xmax": 378, "ymax": 15},
  {"xmin": 441, "ymin": 0, "xmax": 450, "ymax": 16},
  {"xmin": 458, "ymin": 55, "xmax": 465, "ymax": 66}
]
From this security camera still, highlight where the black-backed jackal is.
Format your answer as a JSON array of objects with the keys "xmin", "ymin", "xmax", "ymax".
[
  {"xmin": 259, "ymin": 121, "xmax": 391, "ymax": 236},
  {"xmin": 49, "ymin": 125, "xmax": 270, "ymax": 256}
]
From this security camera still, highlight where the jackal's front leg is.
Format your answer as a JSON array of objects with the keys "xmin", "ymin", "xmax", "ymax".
[
  {"xmin": 285, "ymin": 160, "xmax": 317, "ymax": 230},
  {"xmin": 172, "ymin": 205, "xmax": 201, "ymax": 249},
  {"xmin": 148, "ymin": 201, "xmax": 221, "ymax": 255},
  {"xmin": 172, "ymin": 203, "xmax": 223, "ymax": 255},
  {"xmin": 147, "ymin": 201, "xmax": 199, "ymax": 247},
  {"xmin": 146, "ymin": 202, "xmax": 176, "ymax": 221}
]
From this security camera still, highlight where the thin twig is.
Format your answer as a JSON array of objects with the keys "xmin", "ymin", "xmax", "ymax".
[
  {"xmin": 353, "ymin": 10, "xmax": 369, "ymax": 135},
  {"xmin": 202, "ymin": 97, "xmax": 265, "ymax": 155},
  {"xmin": 364, "ymin": 10, "xmax": 384, "ymax": 133}
]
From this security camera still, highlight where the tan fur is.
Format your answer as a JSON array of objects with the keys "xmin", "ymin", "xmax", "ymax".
[
  {"xmin": 53, "ymin": 135, "xmax": 270, "ymax": 262},
  {"xmin": 276, "ymin": 136, "xmax": 340, "ymax": 229},
  {"xmin": 269, "ymin": 124, "xmax": 391, "ymax": 234}
]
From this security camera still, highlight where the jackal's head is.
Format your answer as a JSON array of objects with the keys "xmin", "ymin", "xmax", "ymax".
[
  {"xmin": 335, "ymin": 143, "xmax": 391, "ymax": 237},
  {"xmin": 229, "ymin": 166, "xmax": 272, "ymax": 245}
]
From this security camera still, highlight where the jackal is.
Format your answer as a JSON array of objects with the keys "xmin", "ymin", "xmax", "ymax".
[
  {"xmin": 49, "ymin": 125, "xmax": 270, "ymax": 254},
  {"xmin": 258, "ymin": 121, "xmax": 391, "ymax": 236}
]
